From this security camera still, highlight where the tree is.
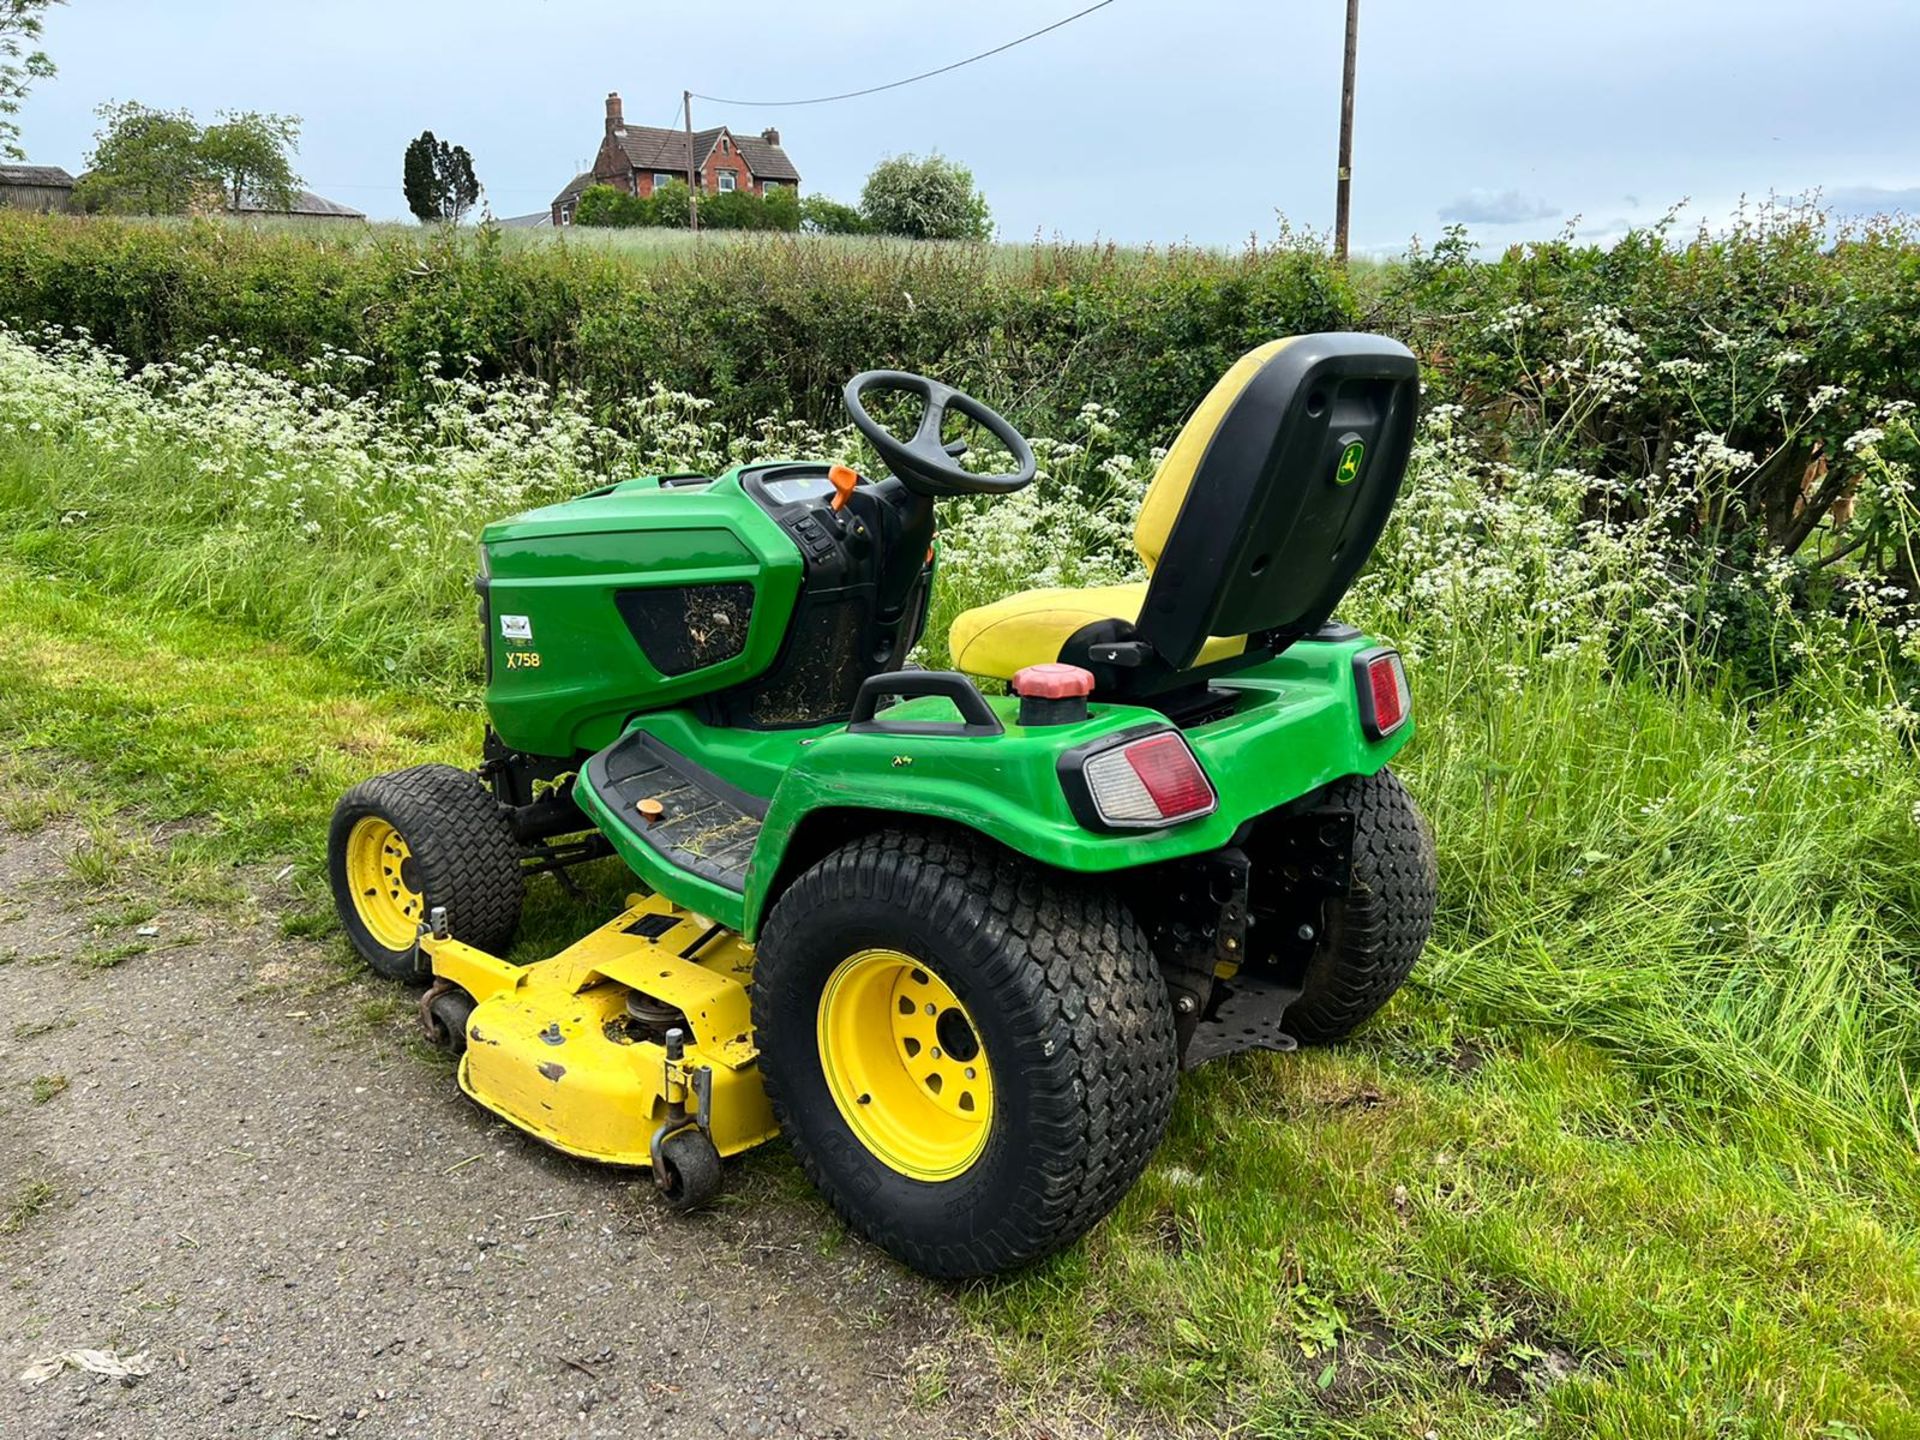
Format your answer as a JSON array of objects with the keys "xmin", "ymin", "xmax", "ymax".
[
  {"xmin": 72, "ymin": 101, "xmax": 303, "ymax": 216},
  {"xmin": 858, "ymin": 153, "xmax": 992, "ymax": 241},
  {"xmin": 402, "ymin": 130, "xmax": 481, "ymax": 224},
  {"xmin": 200, "ymin": 109, "xmax": 301, "ymax": 212},
  {"xmin": 701, "ymin": 184, "xmax": 799, "ymax": 232},
  {"xmin": 760, "ymin": 184, "xmax": 801, "ymax": 232},
  {"xmin": 799, "ymin": 194, "xmax": 867, "ymax": 236},
  {"xmin": 1, "ymin": 0, "xmax": 61, "ymax": 162},
  {"xmin": 401, "ymin": 133, "xmax": 435, "ymax": 221},
  {"xmin": 642, "ymin": 179, "xmax": 692, "ymax": 229},
  {"xmin": 573, "ymin": 182, "xmax": 643, "ymax": 228},
  {"xmin": 73, "ymin": 101, "xmax": 210, "ymax": 216}
]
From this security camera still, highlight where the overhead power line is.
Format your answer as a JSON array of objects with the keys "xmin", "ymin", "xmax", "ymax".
[{"xmin": 689, "ymin": 0, "xmax": 1117, "ymax": 109}]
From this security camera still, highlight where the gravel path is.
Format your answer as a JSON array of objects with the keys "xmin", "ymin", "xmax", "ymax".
[{"xmin": 0, "ymin": 822, "xmax": 1020, "ymax": 1439}]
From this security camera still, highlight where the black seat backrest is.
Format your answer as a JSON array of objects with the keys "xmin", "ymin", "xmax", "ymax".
[{"xmin": 1133, "ymin": 333, "xmax": 1419, "ymax": 669}]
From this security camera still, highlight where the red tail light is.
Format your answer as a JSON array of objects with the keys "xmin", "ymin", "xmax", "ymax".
[
  {"xmin": 1354, "ymin": 647, "xmax": 1411, "ymax": 738},
  {"xmin": 1071, "ymin": 730, "xmax": 1217, "ymax": 830},
  {"xmin": 1123, "ymin": 734, "xmax": 1215, "ymax": 815}
]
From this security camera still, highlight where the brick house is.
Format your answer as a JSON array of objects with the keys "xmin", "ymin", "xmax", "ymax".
[{"xmin": 550, "ymin": 92, "xmax": 799, "ymax": 225}]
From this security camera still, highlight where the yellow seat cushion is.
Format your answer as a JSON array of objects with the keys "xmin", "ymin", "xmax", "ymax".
[
  {"xmin": 947, "ymin": 582, "xmax": 1246, "ymax": 681},
  {"xmin": 1134, "ymin": 336, "xmax": 1296, "ymax": 568},
  {"xmin": 948, "ymin": 336, "xmax": 1300, "ymax": 680}
]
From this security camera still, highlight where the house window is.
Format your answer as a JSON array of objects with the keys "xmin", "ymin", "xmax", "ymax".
[
  {"xmin": 717, "ymin": 171, "xmax": 736, "ymax": 193},
  {"xmin": 653, "ymin": 172, "xmax": 674, "ymax": 189},
  {"xmin": 762, "ymin": 180, "xmax": 784, "ymax": 192}
]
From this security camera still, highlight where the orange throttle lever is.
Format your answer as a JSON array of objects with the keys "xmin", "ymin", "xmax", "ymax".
[{"xmin": 828, "ymin": 463, "xmax": 859, "ymax": 512}]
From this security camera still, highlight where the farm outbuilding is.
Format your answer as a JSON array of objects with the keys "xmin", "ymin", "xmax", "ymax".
[
  {"xmin": 0, "ymin": 164, "xmax": 77, "ymax": 213},
  {"xmin": 229, "ymin": 188, "xmax": 366, "ymax": 221}
]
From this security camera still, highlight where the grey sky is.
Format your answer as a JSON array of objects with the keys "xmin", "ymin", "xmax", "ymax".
[{"xmin": 16, "ymin": 0, "xmax": 1920, "ymax": 248}]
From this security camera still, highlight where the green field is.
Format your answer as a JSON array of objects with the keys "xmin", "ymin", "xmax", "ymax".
[{"xmin": 3, "ymin": 210, "xmax": 1920, "ymax": 1435}]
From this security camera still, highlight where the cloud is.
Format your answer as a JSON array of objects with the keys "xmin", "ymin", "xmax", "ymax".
[
  {"xmin": 1824, "ymin": 184, "xmax": 1920, "ymax": 219},
  {"xmin": 1438, "ymin": 189, "xmax": 1562, "ymax": 226}
]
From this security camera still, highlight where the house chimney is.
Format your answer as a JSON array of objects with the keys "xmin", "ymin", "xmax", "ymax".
[
  {"xmin": 761, "ymin": 127, "xmax": 780, "ymax": 147},
  {"xmin": 606, "ymin": 92, "xmax": 625, "ymax": 133}
]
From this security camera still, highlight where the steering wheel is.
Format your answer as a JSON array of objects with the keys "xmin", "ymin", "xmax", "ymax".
[{"xmin": 843, "ymin": 371, "xmax": 1036, "ymax": 497}]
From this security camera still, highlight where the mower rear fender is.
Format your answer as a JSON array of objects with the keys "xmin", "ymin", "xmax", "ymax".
[{"xmin": 740, "ymin": 634, "xmax": 1410, "ymax": 937}]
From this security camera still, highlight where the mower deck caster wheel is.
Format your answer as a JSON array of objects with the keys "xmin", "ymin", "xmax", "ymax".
[
  {"xmin": 423, "ymin": 988, "xmax": 476, "ymax": 1055},
  {"xmin": 656, "ymin": 1129, "xmax": 723, "ymax": 1213}
]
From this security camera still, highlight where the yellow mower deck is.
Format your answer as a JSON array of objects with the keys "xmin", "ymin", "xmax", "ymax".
[{"xmin": 420, "ymin": 894, "xmax": 777, "ymax": 1168}]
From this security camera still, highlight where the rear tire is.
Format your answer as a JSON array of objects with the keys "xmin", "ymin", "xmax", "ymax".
[
  {"xmin": 1285, "ymin": 767, "xmax": 1436, "ymax": 1043},
  {"xmin": 754, "ymin": 828, "xmax": 1178, "ymax": 1279},
  {"xmin": 328, "ymin": 764, "xmax": 525, "ymax": 981}
]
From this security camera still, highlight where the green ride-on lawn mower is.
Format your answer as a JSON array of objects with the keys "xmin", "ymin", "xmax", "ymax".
[{"xmin": 328, "ymin": 333, "xmax": 1436, "ymax": 1279}]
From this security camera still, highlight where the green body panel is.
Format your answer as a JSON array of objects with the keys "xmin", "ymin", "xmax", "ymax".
[
  {"xmin": 477, "ymin": 467, "xmax": 1410, "ymax": 937},
  {"xmin": 573, "ymin": 634, "xmax": 1409, "ymax": 939},
  {"xmin": 480, "ymin": 471, "xmax": 802, "ymax": 757}
]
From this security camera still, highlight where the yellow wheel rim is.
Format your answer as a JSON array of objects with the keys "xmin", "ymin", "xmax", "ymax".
[
  {"xmin": 344, "ymin": 817, "xmax": 424, "ymax": 951},
  {"xmin": 816, "ymin": 948, "xmax": 994, "ymax": 1181}
]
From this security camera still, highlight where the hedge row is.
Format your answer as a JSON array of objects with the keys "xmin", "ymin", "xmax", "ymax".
[
  {"xmin": 2, "ymin": 207, "xmax": 1917, "ymax": 576},
  {"xmin": 0, "ymin": 214, "xmax": 1356, "ymax": 444}
]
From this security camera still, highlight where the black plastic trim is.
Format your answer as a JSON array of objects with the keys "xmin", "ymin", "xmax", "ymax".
[
  {"xmin": 583, "ymin": 730, "xmax": 769, "ymax": 894},
  {"xmin": 614, "ymin": 581, "xmax": 755, "ymax": 676},
  {"xmin": 847, "ymin": 670, "xmax": 1003, "ymax": 737},
  {"xmin": 474, "ymin": 572, "xmax": 493, "ymax": 684}
]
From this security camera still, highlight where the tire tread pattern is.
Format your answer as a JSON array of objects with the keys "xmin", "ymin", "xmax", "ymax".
[
  {"xmin": 1286, "ymin": 766, "xmax": 1436, "ymax": 1043},
  {"xmin": 755, "ymin": 828, "xmax": 1178, "ymax": 1278},
  {"xmin": 330, "ymin": 764, "xmax": 524, "ymax": 976}
]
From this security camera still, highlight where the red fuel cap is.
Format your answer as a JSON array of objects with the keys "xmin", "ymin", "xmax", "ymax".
[{"xmin": 1011, "ymin": 663, "xmax": 1096, "ymax": 699}]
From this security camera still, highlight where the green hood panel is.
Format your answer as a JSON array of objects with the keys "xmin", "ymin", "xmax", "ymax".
[{"xmin": 480, "ymin": 472, "xmax": 803, "ymax": 756}]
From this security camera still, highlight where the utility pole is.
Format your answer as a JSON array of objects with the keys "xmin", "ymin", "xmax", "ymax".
[
  {"xmin": 1333, "ymin": 0, "xmax": 1359, "ymax": 264},
  {"xmin": 684, "ymin": 89, "xmax": 700, "ymax": 233}
]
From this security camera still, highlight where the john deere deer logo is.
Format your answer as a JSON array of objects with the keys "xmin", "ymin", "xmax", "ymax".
[{"xmin": 1336, "ymin": 440, "xmax": 1366, "ymax": 485}]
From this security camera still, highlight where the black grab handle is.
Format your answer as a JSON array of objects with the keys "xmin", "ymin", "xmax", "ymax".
[{"xmin": 847, "ymin": 670, "xmax": 1004, "ymax": 737}]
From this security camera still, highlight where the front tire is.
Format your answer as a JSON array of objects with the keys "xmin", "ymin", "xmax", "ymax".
[
  {"xmin": 754, "ymin": 829, "xmax": 1178, "ymax": 1279},
  {"xmin": 328, "ymin": 764, "xmax": 525, "ymax": 980},
  {"xmin": 1285, "ymin": 767, "xmax": 1436, "ymax": 1043}
]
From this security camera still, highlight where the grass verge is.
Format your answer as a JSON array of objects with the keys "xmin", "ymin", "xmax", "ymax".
[{"xmin": 0, "ymin": 558, "xmax": 1916, "ymax": 1435}]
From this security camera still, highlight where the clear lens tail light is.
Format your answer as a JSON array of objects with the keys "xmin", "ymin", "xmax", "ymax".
[{"xmin": 1077, "ymin": 732, "xmax": 1217, "ymax": 829}]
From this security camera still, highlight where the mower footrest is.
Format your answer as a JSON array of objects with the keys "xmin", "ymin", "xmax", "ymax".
[{"xmin": 584, "ymin": 730, "xmax": 767, "ymax": 894}]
